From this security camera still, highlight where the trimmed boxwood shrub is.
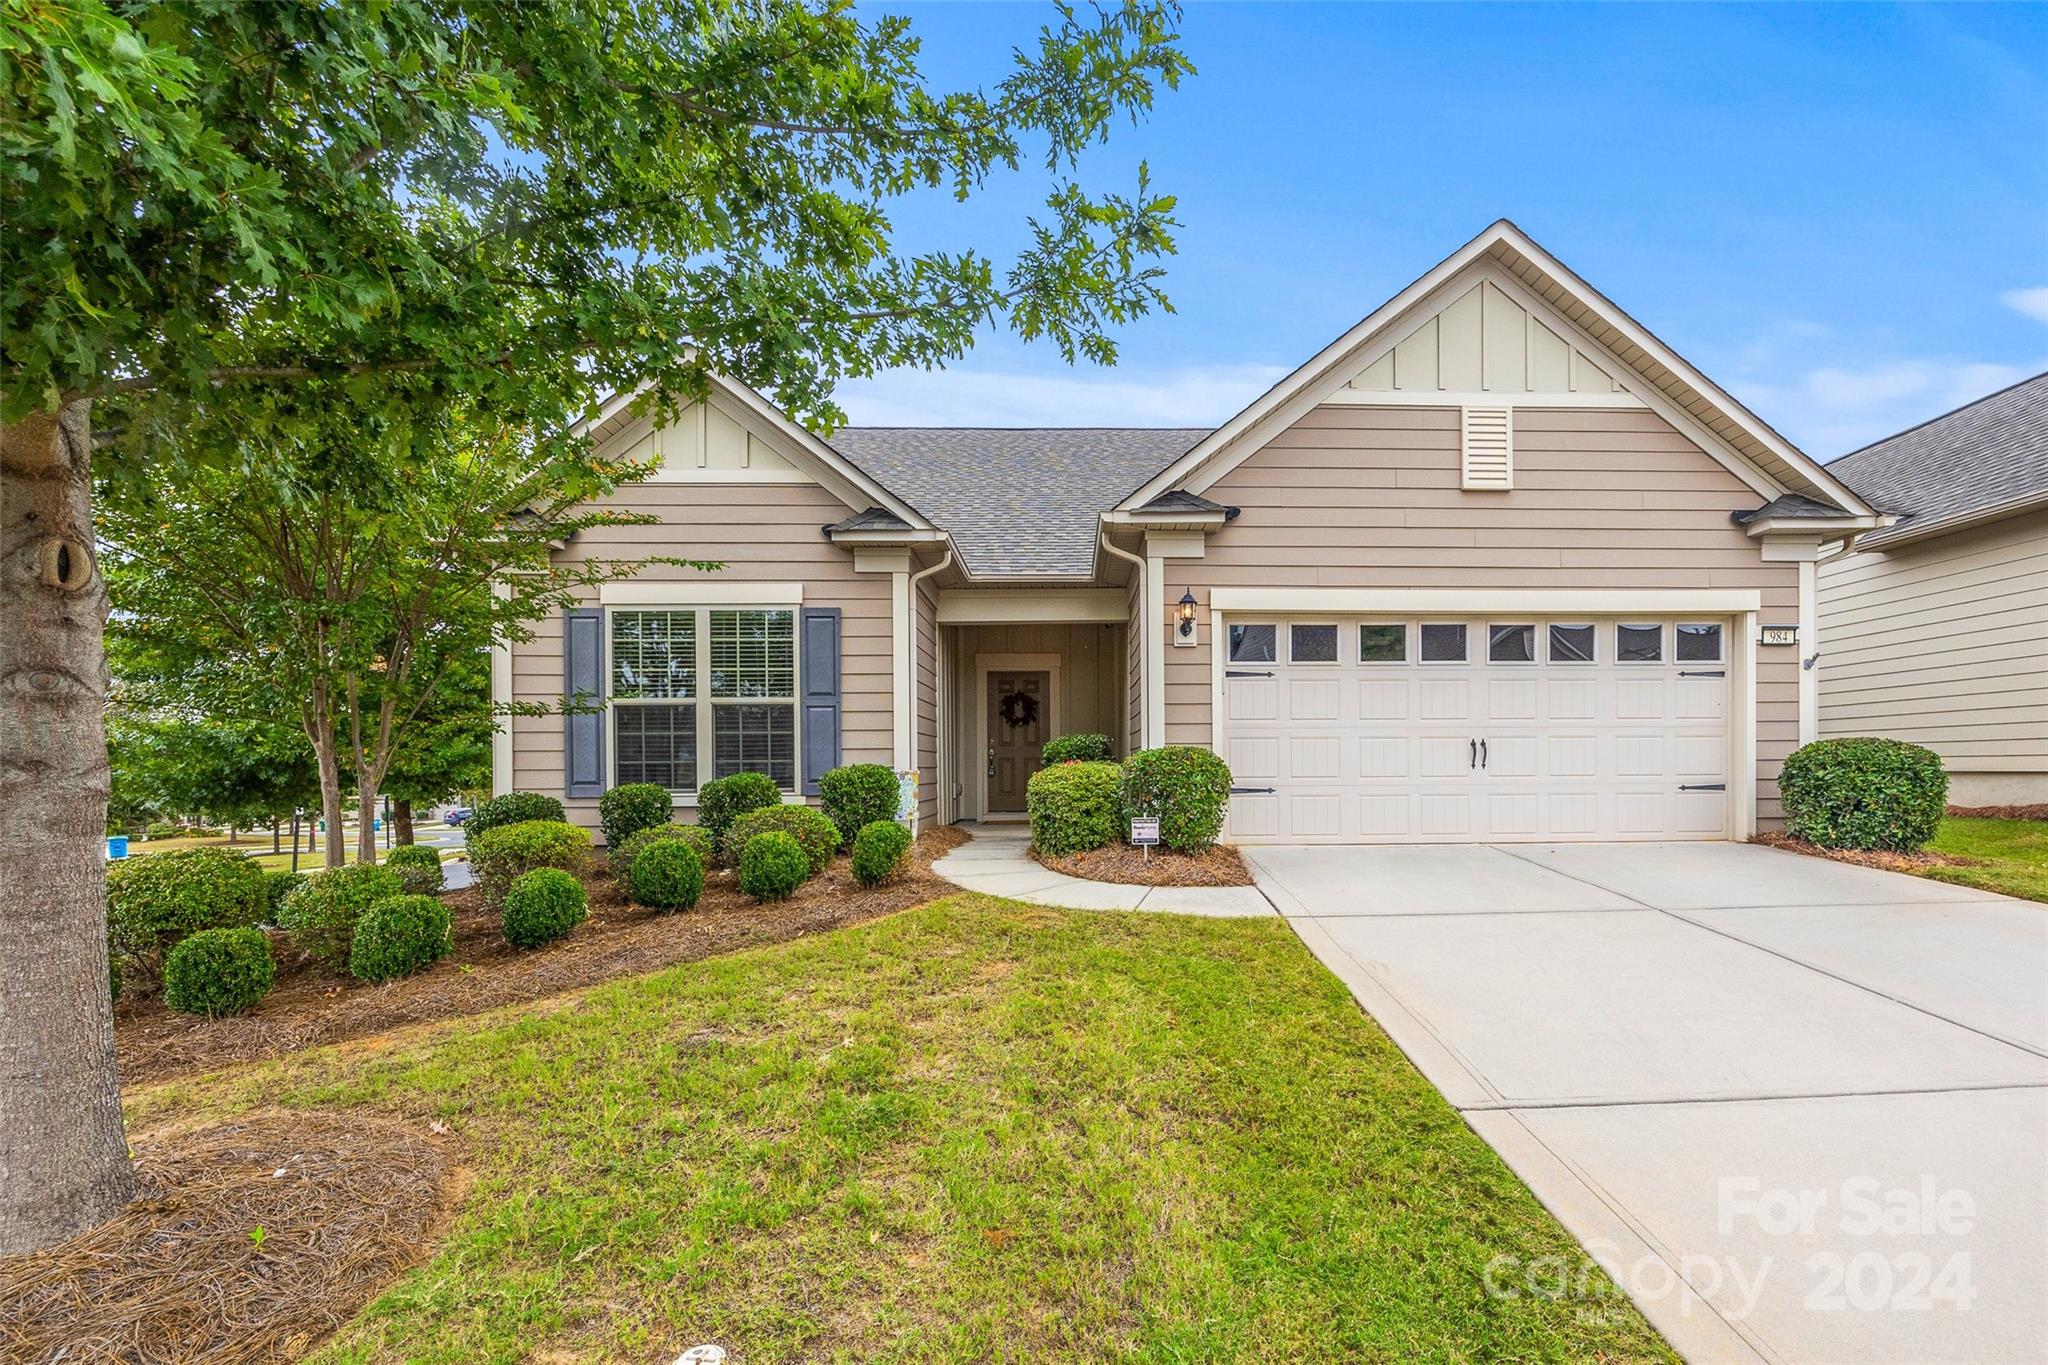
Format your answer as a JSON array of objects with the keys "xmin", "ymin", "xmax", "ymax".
[
  {"xmin": 261, "ymin": 869, "xmax": 306, "ymax": 919},
  {"xmin": 106, "ymin": 846, "xmax": 268, "ymax": 977},
  {"xmin": 696, "ymin": 772, "xmax": 783, "ymax": 851},
  {"xmin": 851, "ymin": 820, "xmax": 912, "ymax": 888},
  {"xmin": 348, "ymin": 894, "xmax": 453, "ymax": 983},
  {"xmin": 599, "ymin": 782, "xmax": 674, "ymax": 850},
  {"xmin": 1780, "ymin": 737, "xmax": 1948, "ymax": 852},
  {"xmin": 162, "ymin": 927, "xmax": 275, "ymax": 1017},
  {"xmin": 502, "ymin": 867, "xmax": 588, "ymax": 948},
  {"xmin": 463, "ymin": 791, "xmax": 566, "ymax": 844},
  {"xmin": 723, "ymin": 803, "xmax": 839, "ymax": 875},
  {"xmin": 819, "ymin": 764, "xmax": 900, "ymax": 849},
  {"xmin": 383, "ymin": 843, "xmax": 445, "ymax": 895},
  {"xmin": 1026, "ymin": 761, "xmax": 1123, "ymax": 856},
  {"xmin": 739, "ymin": 831, "xmax": 809, "ymax": 902},
  {"xmin": 277, "ymin": 863, "xmax": 405, "ymax": 970},
  {"xmin": 469, "ymin": 819, "xmax": 591, "ymax": 910},
  {"xmin": 1042, "ymin": 733, "xmax": 1114, "ymax": 765},
  {"xmin": 630, "ymin": 840, "xmax": 705, "ymax": 910},
  {"xmin": 1121, "ymin": 746, "xmax": 1233, "ymax": 852},
  {"xmin": 609, "ymin": 823, "xmax": 714, "ymax": 886}
]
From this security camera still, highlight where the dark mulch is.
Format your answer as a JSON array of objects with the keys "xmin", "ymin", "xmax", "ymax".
[
  {"xmin": 1948, "ymin": 804, "xmax": 2048, "ymax": 821},
  {"xmin": 114, "ymin": 826, "xmax": 970, "ymax": 1088},
  {"xmin": 1751, "ymin": 830, "xmax": 1979, "ymax": 874},
  {"xmin": 1033, "ymin": 841, "xmax": 1254, "ymax": 887},
  {"xmin": 0, "ymin": 1111, "xmax": 462, "ymax": 1365}
]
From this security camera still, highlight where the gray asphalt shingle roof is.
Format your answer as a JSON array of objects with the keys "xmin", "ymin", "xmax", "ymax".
[
  {"xmin": 828, "ymin": 427, "xmax": 1209, "ymax": 576},
  {"xmin": 1729, "ymin": 493, "xmax": 1853, "ymax": 526},
  {"xmin": 1826, "ymin": 372, "xmax": 2048, "ymax": 548}
]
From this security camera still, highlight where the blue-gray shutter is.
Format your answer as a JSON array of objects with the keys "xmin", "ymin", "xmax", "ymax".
[
  {"xmin": 563, "ymin": 607, "xmax": 606, "ymax": 799},
  {"xmin": 800, "ymin": 606, "xmax": 841, "ymax": 795}
]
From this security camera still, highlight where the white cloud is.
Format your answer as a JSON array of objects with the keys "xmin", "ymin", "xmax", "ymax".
[
  {"xmin": 1734, "ymin": 357, "xmax": 2044, "ymax": 457},
  {"xmin": 833, "ymin": 361, "xmax": 1292, "ymax": 428},
  {"xmin": 2002, "ymin": 287, "xmax": 2048, "ymax": 325}
]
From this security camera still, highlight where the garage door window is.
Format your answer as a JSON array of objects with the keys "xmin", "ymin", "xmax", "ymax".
[
  {"xmin": 1358, "ymin": 623, "xmax": 1406, "ymax": 663},
  {"xmin": 1549, "ymin": 623, "xmax": 1596, "ymax": 663},
  {"xmin": 1290, "ymin": 623, "xmax": 1339, "ymax": 664},
  {"xmin": 1419, "ymin": 623, "xmax": 1467, "ymax": 663},
  {"xmin": 1617, "ymin": 623, "xmax": 1663, "ymax": 663},
  {"xmin": 1228, "ymin": 623, "xmax": 1276, "ymax": 664},
  {"xmin": 1487, "ymin": 623, "xmax": 1536, "ymax": 664},
  {"xmin": 1676, "ymin": 623, "xmax": 1723, "ymax": 663}
]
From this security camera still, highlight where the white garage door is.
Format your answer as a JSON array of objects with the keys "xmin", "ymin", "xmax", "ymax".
[{"xmin": 1221, "ymin": 616, "xmax": 1732, "ymax": 843}]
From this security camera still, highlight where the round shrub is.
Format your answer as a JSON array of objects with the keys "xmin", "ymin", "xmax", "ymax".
[
  {"xmin": 722, "ymin": 803, "xmax": 840, "ymax": 875},
  {"xmin": 383, "ymin": 843, "xmax": 445, "ymax": 896},
  {"xmin": 696, "ymin": 771, "xmax": 784, "ymax": 851},
  {"xmin": 348, "ymin": 894, "xmax": 453, "ymax": 983},
  {"xmin": 276, "ymin": 863, "xmax": 405, "ymax": 970},
  {"xmin": 261, "ymin": 869, "xmax": 306, "ymax": 919},
  {"xmin": 1121, "ymin": 747, "xmax": 1233, "ymax": 852},
  {"xmin": 609, "ymin": 822, "xmax": 715, "ymax": 886},
  {"xmin": 1042, "ymin": 733, "xmax": 1114, "ymax": 765},
  {"xmin": 469, "ymin": 819, "xmax": 591, "ymax": 910},
  {"xmin": 106, "ymin": 847, "xmax": 268, "ymax": 978},
  {"xmin": 851, "ymin": 820, "xmax": 912, "ymax": 888},
  {"xmin": 599, "ymin": 782, "xmax": 674, "ymax": 850},
  {"xmin": 1780, "ymin": 737, "xmax": 1948, "ymax": 852},
  {"xmin": 819, "ymin": 764, "xmax": 901, "ymax": 849},
  {"xmin": 629, "ymin": 840, "xmax": 705, "ymax": 910},
  {"xmin": 739, "ymin": 831, "xmax": 810, "ymax": 902},
  {"xmin": 1026, "ymin": 761, "xmax": 1123, "ymax": 857},
  {"xmin": 463, "ymin": 791, "xmax": 566, "ymax": 844},
  {"xmin": 162, "ymin": 927, "xmax": 275, "ymax": 1017},
  {"xmin": 502, "ymin": 867, "xmax": 588, "ymax": 948}
]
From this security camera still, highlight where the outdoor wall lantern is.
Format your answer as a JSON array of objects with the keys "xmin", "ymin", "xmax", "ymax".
[{"xmin": 1177, "ymin": 589, "xmax": 1198, "ymax": 639}]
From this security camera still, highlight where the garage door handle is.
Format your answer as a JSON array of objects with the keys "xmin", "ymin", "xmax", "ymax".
[
  {"xmin": 1678, "ymin": 670, "xmax": 1726, "ymax": 678},
  {"xmin": 1679, "ymin": 783, "xmax": 1727, "ymax": 792},
  {"xmin": 1231, "ymin": 786, "xmax": 1275, "ymax": 795},
  {"xmin": 1469, "ymin": 739, "xmax": 1477, "ymax": 769},
  {"xmin": 1226, "ymin": 669, "xmax": 1274, "ymax": 678},
  {"xmin": 1479, "ymin": 738, "xmax": 1487, "ymax": 768}
]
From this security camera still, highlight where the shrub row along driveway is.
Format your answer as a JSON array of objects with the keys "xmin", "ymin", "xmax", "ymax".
[{"xmin": 1251, "ymin": 841, "xmax": 2048, "ymax": 1365}]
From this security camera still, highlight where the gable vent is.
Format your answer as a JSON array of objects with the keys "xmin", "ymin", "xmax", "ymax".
[{"xmin": 1461, "ymin": 405, "xmax": 1513, "ymax": 490}]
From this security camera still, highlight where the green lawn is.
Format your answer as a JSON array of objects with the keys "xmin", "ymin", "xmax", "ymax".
[
  {"xmin": 1926, "ymin": 817, "xmax": 2048, "ymax": 903},
  {"xmin": 132, "ymin": 896, "xmax": 1671, "ymax": 1364}
]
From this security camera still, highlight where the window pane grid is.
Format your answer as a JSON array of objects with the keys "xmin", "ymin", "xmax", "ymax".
[
  {"xmin": 614, "ymin": 703, "xmax": 697, "ymax": 791},
  {"xmin": 711, "ymin": 609, "xmax": 795, "ymax": 699},
  {"xmin": 714, "ymin": 704, "xmax": 795, "ymax": 788},
  {"xmin": 611, "ymin": 610, "xmax": 695, "ymax": 699}
]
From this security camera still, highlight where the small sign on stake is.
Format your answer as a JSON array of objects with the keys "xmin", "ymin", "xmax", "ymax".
[{"xmin": 1130, "ymin": 816, "xmax": 1160, "ymax": 863}]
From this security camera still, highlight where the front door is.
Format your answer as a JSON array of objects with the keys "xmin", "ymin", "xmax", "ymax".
[{"xmin": 987, "ymin": 670, "xmax": 1050, "ymax": 812}]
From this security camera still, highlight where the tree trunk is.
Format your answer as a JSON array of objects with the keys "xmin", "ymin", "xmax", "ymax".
[
  {"xmin": 0, "ymin": 401, "xmax": 134, "ymax": 1254},
  {"xmin": 393, "ymin": 799, "xmax": 415, "ymax": 846},
  {"xmin": 356, "ymin": 786, "xmax": 381, "ymax": 865},
  {"xmin": 307, "ymin": 715, "xmax": 346, "ymax": 870}
]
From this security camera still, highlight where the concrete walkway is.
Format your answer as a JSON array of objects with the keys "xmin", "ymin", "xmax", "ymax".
[{"xmin": 932, "ymin": 824, "xmax": 1273, "ymax": 916}]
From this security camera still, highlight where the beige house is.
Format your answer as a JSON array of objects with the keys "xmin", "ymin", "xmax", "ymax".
[
  {"xmin": 1817, "ymin": 374, "xmax": 2048, "ymax": 805},
  {"xmin": 497, "ymin": 221, "xmax": 1886, "ymax": 843}
]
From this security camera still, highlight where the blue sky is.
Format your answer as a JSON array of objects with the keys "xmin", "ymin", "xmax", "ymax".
[{"xmin": 835, "ymin": 2, "xmax": 2048, "ymax": 458}]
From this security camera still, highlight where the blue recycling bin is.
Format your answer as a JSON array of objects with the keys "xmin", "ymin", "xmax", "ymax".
[{"xmin": 107, "ymin": 836, "xmax": 129, "ymax": 860}]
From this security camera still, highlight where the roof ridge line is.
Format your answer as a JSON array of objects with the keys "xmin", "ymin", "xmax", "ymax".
[{"xmin": 1827, "ymin": 369, "xmax": 2048, "ymax": 468}]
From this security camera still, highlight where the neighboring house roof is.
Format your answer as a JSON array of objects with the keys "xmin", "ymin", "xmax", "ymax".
[
  {"xmin": 829, "ymin": 427, "xmax": 1208, "ymax": 576},
  {"xmin": 1119, "ymin": 219, "xmax": 1875, "ymax": 518},
  {"xmin": 1825, "ymin": 372, "xmax": 2048, "ymax": 550}
]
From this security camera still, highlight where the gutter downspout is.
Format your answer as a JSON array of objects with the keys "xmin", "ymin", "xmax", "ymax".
[
  {"xmin": 1099, "ymin": 525, "xmax": 1152, "ymax": 751},
  {"xmin": 906, "ymin": 550, "xmax": 953, "ymax": 833}
]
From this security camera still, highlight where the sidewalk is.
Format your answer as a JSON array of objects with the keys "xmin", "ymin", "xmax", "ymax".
[{"xmin": 931, "ymin": 824, "xmax": 1273, "ymax": 917}]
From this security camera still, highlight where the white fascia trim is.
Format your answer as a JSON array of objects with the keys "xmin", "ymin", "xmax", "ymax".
[
  {"xmin": 1101, "ymin": 509, "xmax": 1230, "ymax": 529},
  {"xmin": 1742, "ymin": 515, "xmax": 1886, "ymax": 538},
  {"xmin": 598, "ymin": 580, "xmax": 804, "ymax": 606},
  {"xmin": 935, "ymin": 587, "xmax": 1127, "ymax": 625},
  {"xmin": 824, "ymin": 528, "xmax": 949, "ymax": 548},
  {"xmin": 1320, "ymin": 389, "xmax": 1647, "ymax": 408},
  {"xmin": 1206, "ymin": 587, "xmax": 1764, "ymax": 615}
]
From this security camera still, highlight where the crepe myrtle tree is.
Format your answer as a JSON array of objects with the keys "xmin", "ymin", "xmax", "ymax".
[{"xmin": 0, "ymin": 0, "xmax": 1186, "ymax": 1250}]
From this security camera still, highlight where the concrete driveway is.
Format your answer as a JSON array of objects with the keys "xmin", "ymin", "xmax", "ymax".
[{"xmin": 1247, "ymin": 842, "xmax": 2048, "ymax": 1365}]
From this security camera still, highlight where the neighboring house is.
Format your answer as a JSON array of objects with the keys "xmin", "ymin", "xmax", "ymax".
[
  {"xmin": 1817, "ymin": 374, "xmax": 2048, "ymax": 805},
  {"xmin": 496, "ymin": 220, "xmax": 1885, "ymax": 844}
]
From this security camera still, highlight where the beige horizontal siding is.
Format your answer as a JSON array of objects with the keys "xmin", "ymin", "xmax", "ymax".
[
  {"xmin": 508, "ymin": 478, "xmax": 889, "ymax": 833},
  {"xmin": 1165, "ymin": 404, "xmax": 1800, "ymax": 824},
  {"xmin": 1819, "ymin": 508, "xmax": 2048, "ymax": 777},
  {"xmin": 916, "ymin": 577, "xmax": 939, "ymax": 826}
]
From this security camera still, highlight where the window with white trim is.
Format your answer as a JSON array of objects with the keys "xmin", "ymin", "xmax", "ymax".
[
  {"xmin": 1676, "ymin": 622, "xmax": 1723, "ymax": 663},
  {"xmin": 1228, "ymin": 623, "xmax": 1277, "ymax": 664},
  {"xmin": 1616, "ymin": 623, "xmax": 1663, "ymax": 663},
  {"xmin": 610, "ymin": 607, "xmax": 797, "ymax": 794}
]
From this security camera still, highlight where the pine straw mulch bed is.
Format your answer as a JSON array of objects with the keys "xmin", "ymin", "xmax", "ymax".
[
  {"xmin": 1750, "ymin": 830, "xmax": 1981, "ymax": 875},
  {"xmin": 115, "ymin": 826, "xmax": 970, "ymax": 1088},
  {"xmin": 1032, "ymin": 841, "xmax": 1254, "ymax": 886},
  {"xmin": 1948, "ymin": 804, "xmax": 2048, "ymax": 821},
  {"xmin": 0, "ymin": 1111, "xmax": 465, "ymax": 1365}
]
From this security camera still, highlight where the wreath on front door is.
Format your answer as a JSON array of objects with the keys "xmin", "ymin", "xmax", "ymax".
[{"xmin": 999, "ymin": 689, "xmax": 1039, "ymax": 730}]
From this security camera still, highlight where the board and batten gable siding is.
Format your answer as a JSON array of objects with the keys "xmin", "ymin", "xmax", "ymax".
[
  {"xmin": 508, "ymin": 477, "xmax": 891, "ymax": 832},
  {"xmin": 1164, "ymin": 403, "xmax": 1802, "ymax": 823},
  {"xmin": 1818, "ymin": 507, "xmax": 2048, "ymax": 800}
]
